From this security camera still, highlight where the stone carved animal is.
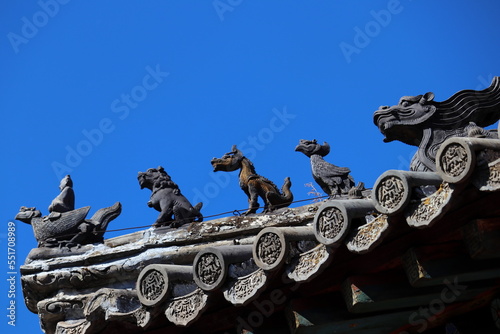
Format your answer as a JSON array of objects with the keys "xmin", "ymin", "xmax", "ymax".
[
  {"xmin": 211, "ymin": 145, "xmax": 293, "ymax": 215},
  {"xmin": 295, "ymin": 139, "xmax": 355, "ymax": 197},
  {"xmin": 374, "ymin": 77, "xmax": 500, "ymax": 171},
  {"xmin": 16, "ymin": 202, "xmax": 121, "ymax": 248},
  {"xmin": 138, "ymin": 166, "xmax": 203, "ymax": 227},
  {"xmin": 16, "ymin": 175, "xmax": 121, "ymax": 248},
  {"xmin": 48, "ymin": 175, "xmax": 75, "ymax": 213}
]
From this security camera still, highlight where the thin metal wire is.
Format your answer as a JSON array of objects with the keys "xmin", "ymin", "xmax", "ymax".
[{"xmin": 38, "ymin": 191, "xmax": 372, "ymax": 238}]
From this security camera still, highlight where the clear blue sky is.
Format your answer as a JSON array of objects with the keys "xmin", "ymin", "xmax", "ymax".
[{"xmin": 2, "ymin": 1, "xmax": 500, "ymax": 333}]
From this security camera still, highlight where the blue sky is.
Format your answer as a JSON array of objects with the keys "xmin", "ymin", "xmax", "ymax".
[{"xmin": 2, "ymin": 1, "xmax": 500, "ymax": 332}]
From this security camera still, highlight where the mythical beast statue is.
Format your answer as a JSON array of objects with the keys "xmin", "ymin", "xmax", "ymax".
[
  {"xmin": 295, "ymin": 139, "xmax": 356, "ymax": 197},
  {"xmin": 15, "ymin": 175, "xmax": 121, "ymax": 248},
  {"xmin": 211, "ymin": 145, "xmax": 293, "ymax": 215},
  {"xmin": 374, "ymin": 77, "xmax": 500, "ymax": 171},
  {"xmin": 138, "ymin": 166, "xmax": 203, "ymax": 227},
  {"xmin": 48, "ymin": 174, "xmax": 74, "ymax": 213}
]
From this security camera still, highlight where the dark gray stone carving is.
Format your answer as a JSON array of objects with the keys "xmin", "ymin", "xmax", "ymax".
[
  {"xmin": 253, "ymin": 228, "xmax": 287, "ymax": 271},
  {"xmin": 287, "ymin": 244, "xmax": 333, "ymax": 283},
  {"xmin": 48, "ymin": 175, "xmax": 74, "ymax": 213},
  {"xmin": 16, "ymin": 204, "xmax": 121, "ymax": 248},
  {"xmin": 223, "ymin": 269, "xmax": 267, "ymax": 306},
  {"xmin": 15, "ymin": 176, "xmax": 121, "ymax": 248},
  {"xmin": 374, "ymin": 77, "xmax": 500, "ymax": 171},
  {"xmin": 136, "ymin": 264, "xmax": 193, "ymax": 307},
  {"xmin": 345, "ymin": 214, "xmax": 391, "ymax": 254},
  {"xmin": 137, "ymin": 266, "xmax": 167, "ymax": 307},
  {"xmin": 141, "ymin": 269, "xmax": 165, "ymax": 301},
  {"xmin": 316, "ymin": 206, "xmax": 345, "ymax": 244},
  {"xmin": 472, "ymin": 151, "xmax": 500, "ymax": 191},
  {"xmin": 295, "ymin": 139, "xmax": 355, "ymax": 197},
  {"xmin": 196, "ymin": 253, "xmax": 222, "ymax": 287},
  {"xmin": 372, "ymin": 170, "xmax": 458, "ymax": 228},
  {"xmin": 165, "ymin": 288, "xmax": 208, "ymax": 327},
  {"xmin": 436, "ymin": 137, "xmax": 500, "ymax": 184},
  {"xmin": 138, "ymin": 166, "xmax": 203, "ymax": 227},
  {"xmin": 211, "ymin": 145, "xmax": 293, "ymax": 215},
  {"xmin": 252, "ymin": 226, "xmax": 326, "ymax": 282},
  {"xmin": 255, "ymin": 232, "xmax": 283, "ymax": 267},
  {"xmin": 405, "ymin": 183, "xmax": 454, "ymax": 228},
  {"xmin": 193, "ymin": 245, "xmax": 253, "ymax": 291},
  {"xmin": 37, "ymin": 288, "xmax": 142, "ymax": 334},
  {"xmin": 313, "ymin": 200, "xmax": 374, "ymax": 247},
  {"xmin": 372, "ymin": 170, "xmax": 442, "ymax": 215},
  {"xmin": 348, "ymin": 181, "xmax": 366, "ymax": 199}
]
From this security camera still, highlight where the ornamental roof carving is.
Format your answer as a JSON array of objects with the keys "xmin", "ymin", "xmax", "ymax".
[{"xmin": 18, "ymin": 78, "xmax": 500, "ymax": 333}]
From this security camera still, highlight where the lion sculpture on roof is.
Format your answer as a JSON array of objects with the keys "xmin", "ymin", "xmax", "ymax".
[{"xmin": 138, "ymin": 166, "xmax": 203, "ymax": 227}]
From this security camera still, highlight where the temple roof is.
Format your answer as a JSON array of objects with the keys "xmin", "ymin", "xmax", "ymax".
[{"xmin": 20, "ymin": 134, "xmax": 500, "ymax": 333}]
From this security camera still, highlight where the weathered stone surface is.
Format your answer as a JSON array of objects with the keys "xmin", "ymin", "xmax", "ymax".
[
  {"xmin": 37, "ymin": 288, "xmax": 141, "ymax": 334},
  {"xmin": 136, "ymin": 264, "xmax": 193, "ymax": 307},
  {"xmin": 19, "ymin": 201, "xmax": 326, "ymax": 333},
  {"xmin": 405, "ymin": 183, "xmax": 455, "ymax": 228},
  {"xmin": 165, "ymin": 288, "xmax": 209, "ymax": 327},
  {"xmin": 193, "ymin": 245, "xmax": 253, "ymax": 291},
  {"xmin": 473, "ymin": 157, "xmax": 500, "ymax": 191},
  {"xmin": 252, "ymin": 226, "xmax": 315, "ymax": 271},
  {"xmin": 22, "ymin": 203, "xmax": 321, "ymax": 267},
  {"xmin": 313, "ymin": 199, "xmax": 374, "ymax": 246},
  {"xmin": 253, "ymin": 229, "xmax": 286, "ymax": 271},
  {"xmin": 223, "ymin": 268, "xmax": 268, "ymax": 306},
  {"xmin": 286, "ymin": 244, "xmax": 334, "ymax": 282},
  {"xmin": 345, "ymin": 214, "xmax": 391, "ymax": 254},
  {"xmin": 372, "ymin": 170, "xmax": 442, "ymax": 215},
  {"xmin": 436, "ymin": 137, "xmax": 500, "ymax": 184}
]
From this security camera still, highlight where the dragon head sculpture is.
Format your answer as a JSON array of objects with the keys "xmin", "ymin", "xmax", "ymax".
[
  {"xmin": 374, "ymin": 92, "xmax": 437, "ymax": 146},
  {"xmin": 373, "ymin": 77, "xmax": 500, "ymax": 171},
  {"xmin": 210, "ymin": 145, "xmax": 246, "ymax": 172}
]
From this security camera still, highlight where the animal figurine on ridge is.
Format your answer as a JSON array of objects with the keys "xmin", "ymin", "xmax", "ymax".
[
  {"xmin": 211, "ymin": 145, "xmax": 293, "ymax": 215},
  {"xmin": 295, "ymin": 139, "xmax": 355, "ymax": 197},
  {"xmin": 138, "ymin": 166, "xmax": 203, "ymax": 227},
  {"xmin": 48, "ymin": 174, "xmax": 74, "ymax": 213},
  {"xmin": 15, "ymin": 175, "xmax": 121, "ymax": 248}
]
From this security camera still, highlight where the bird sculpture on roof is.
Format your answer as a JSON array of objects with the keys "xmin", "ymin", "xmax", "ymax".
[{"xmin": 295, "ymin": 139, "xmax": 355, "ymax": 197}]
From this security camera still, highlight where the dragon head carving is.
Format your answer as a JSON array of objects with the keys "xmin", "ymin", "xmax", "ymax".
[
  {"xmin": 210, "ymin": 145, "xmax": 245, "ymax": 172},
  {"xmin": 373, "ymin": 77, "xmax": 500, "ymax": 171},
  {"xmin": 374, "ymin": 92, "xmax": 436, "ymax": 146}
]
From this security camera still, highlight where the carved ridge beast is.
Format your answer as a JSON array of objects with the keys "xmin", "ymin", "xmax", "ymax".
[
  {"xmin": 15, "ymin": 175, "xmax": 121, "ymax": 248},
  {"xmin": 211, "ymin": 145, "xmax": 293, "ymax": 215},
  {"xmin": 374, "ymin": 77, "xmax": 500, "ymax": 171},
  {"xmin": 138, "ymin": 166, "xmax": 203, "ymax": 227},
  {"xmin": 295, "ymin": 139, "xmax": 356, "ymax": 197},
  {"xmin": 16, "ymin": 203, "xmax": 121, "ymax": 248}
]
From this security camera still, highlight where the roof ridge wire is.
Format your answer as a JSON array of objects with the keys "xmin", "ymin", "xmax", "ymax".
[{"xmin": 42, "ymin": 191, "xmax": 373, "ymax": 238}]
